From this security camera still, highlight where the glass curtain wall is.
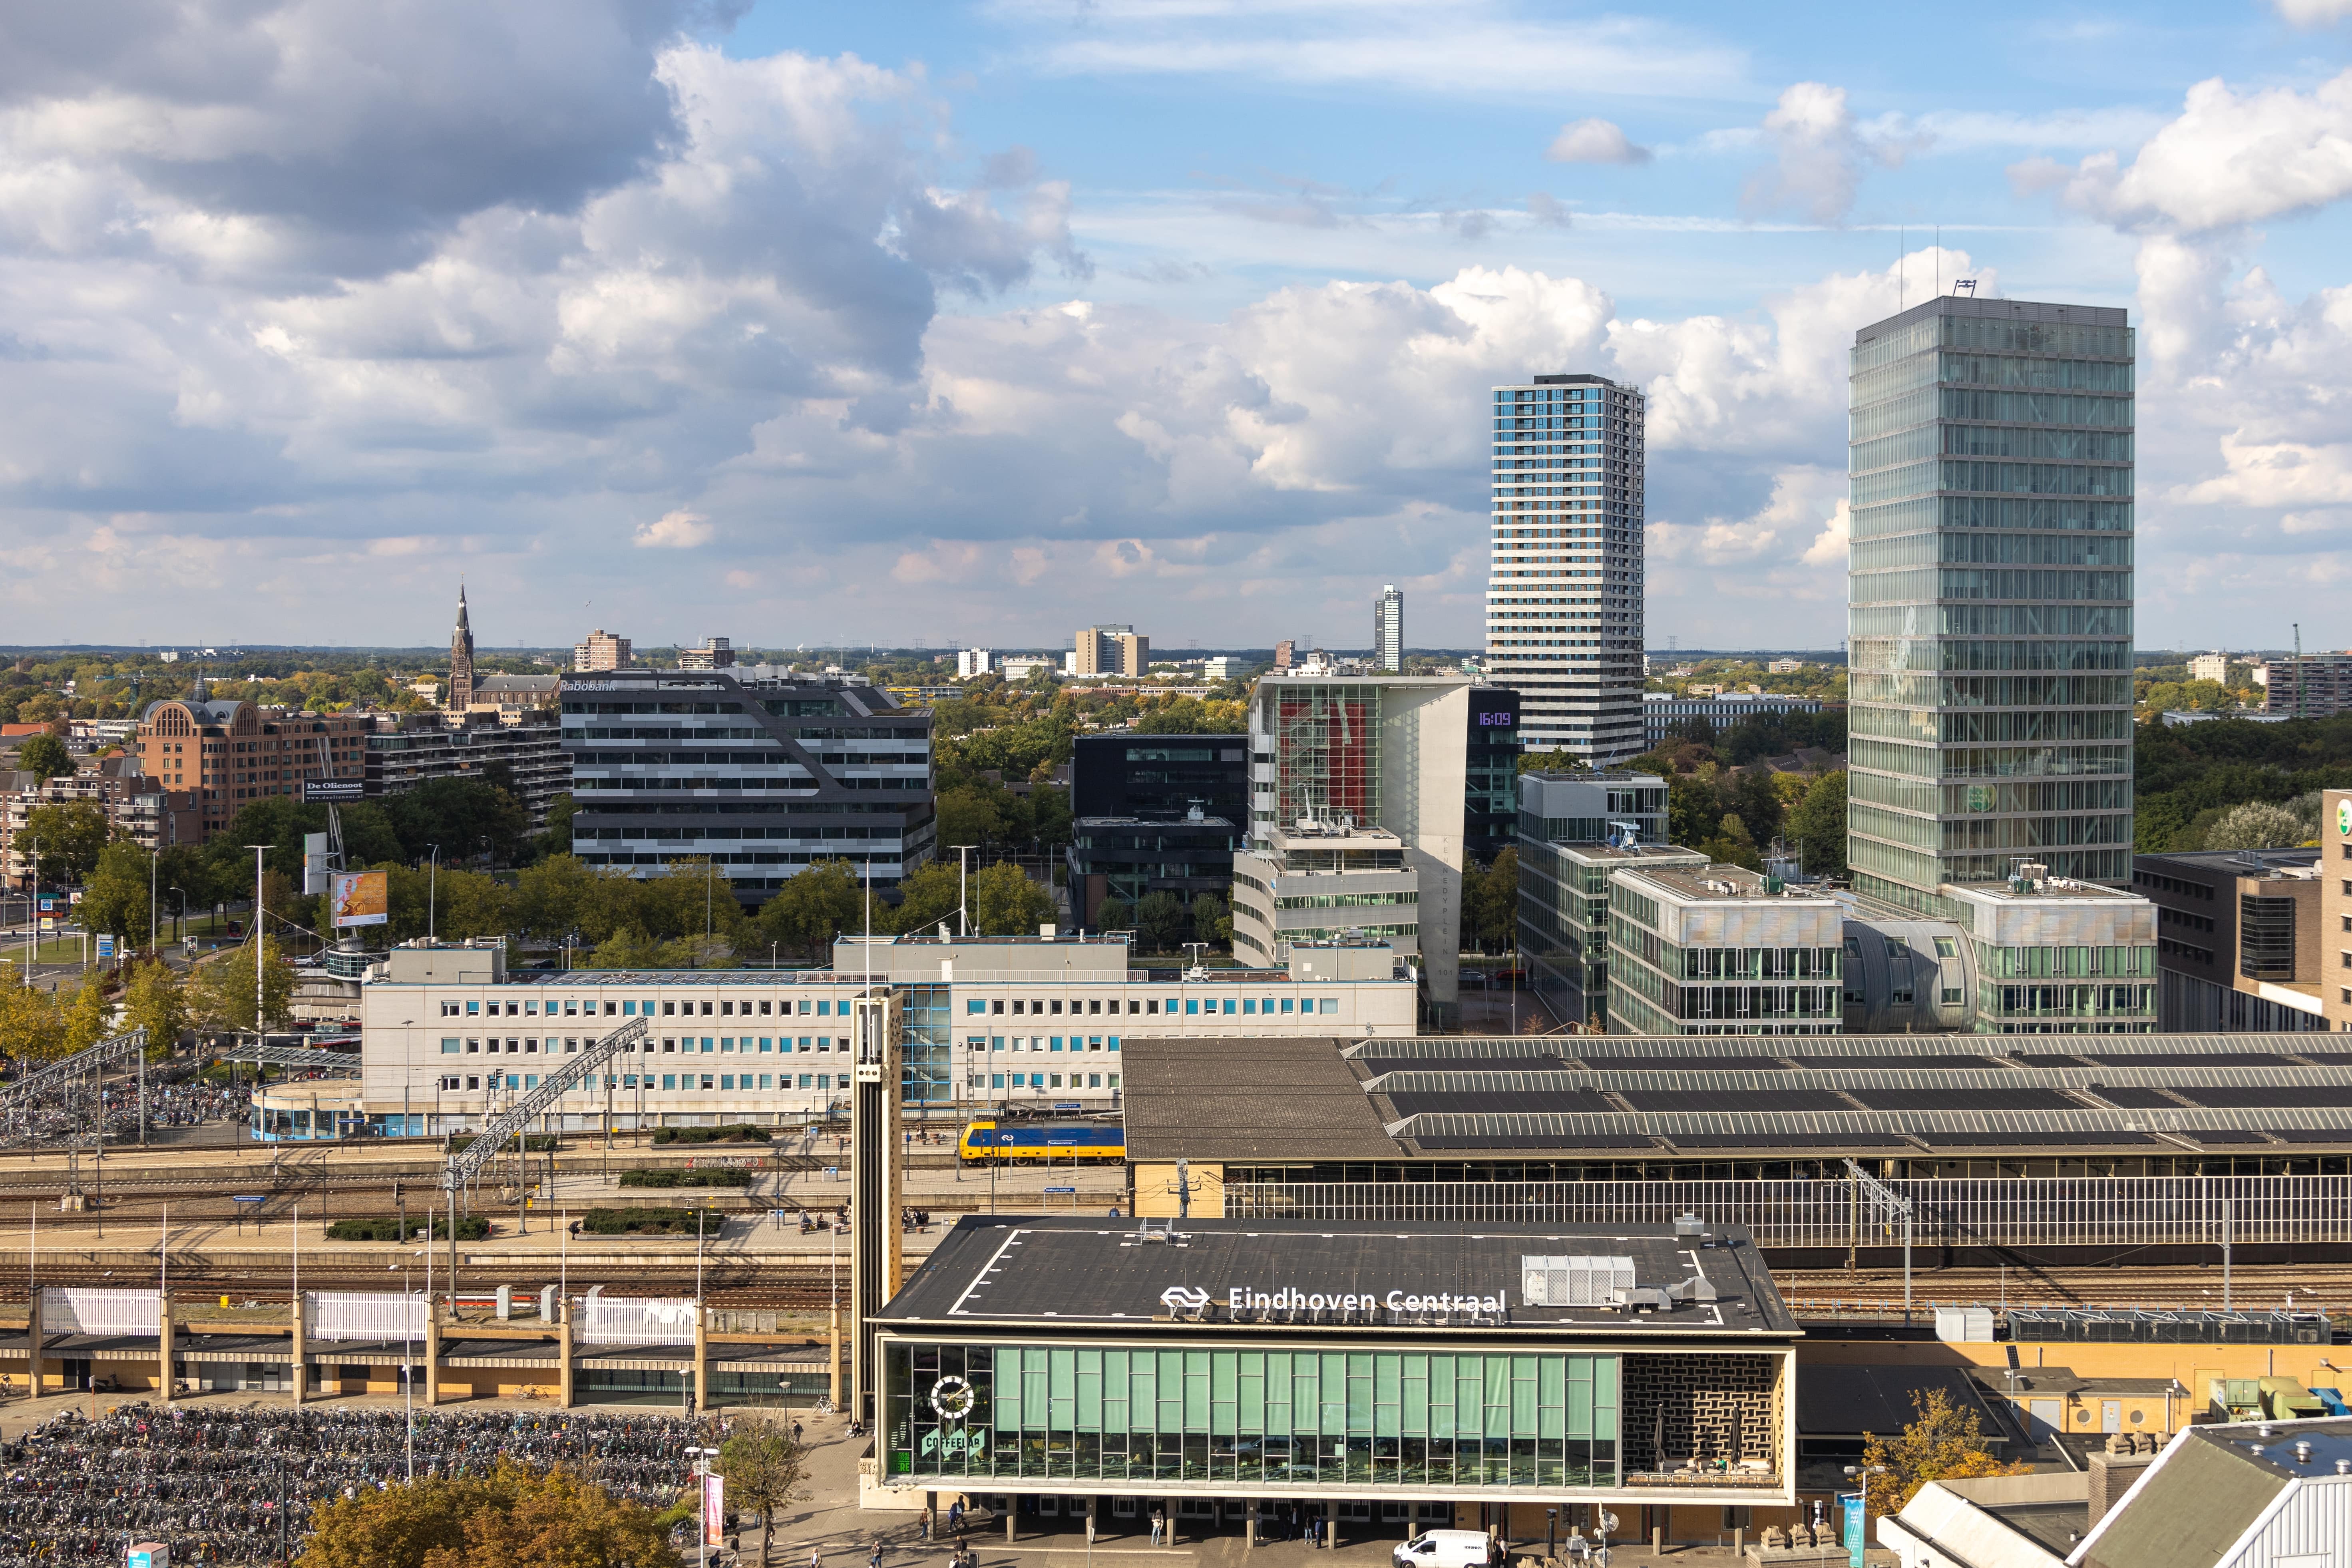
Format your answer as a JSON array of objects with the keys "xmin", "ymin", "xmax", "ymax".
[
  {"xmin": 1847, "ymin": 301, "xmax": 2135, "ymax": 915},
  {"xmin": 887, "ymin": 1342, "xmax": 1620, "ymax": 1490}
]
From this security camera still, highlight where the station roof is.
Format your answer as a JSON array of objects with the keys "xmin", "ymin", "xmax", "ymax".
[
  {"xmin": 880, "ymin": 1215, "xmax": 1799, "ymax": 1338},
  {"xmin": 1117, "ymin": 1033, "xmax": 2352, "ymax": 1162}
]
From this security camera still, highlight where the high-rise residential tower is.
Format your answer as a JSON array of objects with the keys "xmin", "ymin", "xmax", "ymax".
[
  {"xmin": 1847, "ymin": 296, "xmax": 2136, "ymax": 915},
  {"xmin": 1484, "ymin": 373, "xmax": 1645, "ymax": 762},
  {"xmin": 1372, "ymin": 583, "xmax": 1403, "ymax": 671}
]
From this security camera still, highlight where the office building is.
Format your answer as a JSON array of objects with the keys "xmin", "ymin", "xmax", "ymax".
[
  {"xmin": 2187, "ymin": 651, "xmax": 2231, "ymax": 685},
  {"xmin": 1943, "ymin": 871, "xmax": 2156, "ymax": 1033},
  {"xmin": 955, "ymin": 648, "xmax": 993, "ymax": 679},
  {"xmin": 1200, "ymin": 655, "xmax": 1242, "ymax": 681},
  {"xmin": 563, "ymin": 668, "xmax": 934, "ymax": 896},
  {"xmin": 1372, "ymin": 583, "xmax": 1403, "ymax": 671},
  {"xmin": 1067, "ymin": 811, "xmax": 1242, "ymax": 930},
  {"xmin": 1514, "ymin": 771, "xmax": 1679, "ymax": 1026},
  {"xmin": 1248, "ymin": 674, "xmax": 1521, "ymax": 1017},
  {"xmin": 2263, "ymin": 652, "xmax": 2352, "ymax": 718},
  {"xmin": 337, "ymin": 933, "xmax": 1415, "ymax": 1128},
  {"xmin": 1606, "ymin": 862, "xmax": 1845, "ymax": 1036},
  {"xmin": 1766, "ymin": 658, "xmax": 1805, "ymax": 675},
  {"xmin": 2133, "ymin": 848, "xmax": 2327, "ymax": 1032},
  {"xmin": 1072, "ymin": 734, "xmax": 1249, "ymax": 825},
  {"xmin": 1485, "ymin": 373, "xmax": 1646, "ymax": 764},
  {"xmin": 1075, "ymin": 625, "xmax": 1149, "ymax": 678},
  {"xmin": 678, "ymin": 637, "xmax": 736, "ymax": 672},
  {"xmin": 574, "ymin": 629, "xmax": 633, "ymax": 672},
  {"xmin": 873, "ymin": 1215, "xmax": 1799, "ymax": 1524},
  {"xmin": 368, "ymin": 713, "xmax": 572, "ymax": 830},
  {"xmin": 1231, "ymin": 822, "xmax": 1420, "ymax": 965},
  {"xmin": 997, "ymin": 655, "xmax": 1059, "ymax": 682},
  {"xmin": 1847, "ymin": 296, "xmax": 2136, "ymax": 915},
  {"xmin": 1642, "ymin": 692, "xmax": 1826, "ymax": 748},
  {"xmin": 2320, "ymin": 788, "xmax": 2352, "ymax": 1033},
  {"xmin": 135, "ymin": 694, "xmax": 372, "ymax": 839}
]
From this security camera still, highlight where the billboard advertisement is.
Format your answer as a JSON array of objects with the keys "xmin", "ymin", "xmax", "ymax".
[
  {"xmin": 330, "ymin": 871, "xmax": 389, "ymax": 928},
  {"xmin": 304, "ymin": 779, "xmax": 367, "ymax": 804}
]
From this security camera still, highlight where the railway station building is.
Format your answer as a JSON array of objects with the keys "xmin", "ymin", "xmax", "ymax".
[{"xmin": 872, "ymin": 1214, "xmax": 1801, "ymax": 1547}]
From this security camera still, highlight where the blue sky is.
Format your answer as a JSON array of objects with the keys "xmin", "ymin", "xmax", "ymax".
[{"xmin": 2, "ymin": 0, "xmax": 2352, "ymax": 653}]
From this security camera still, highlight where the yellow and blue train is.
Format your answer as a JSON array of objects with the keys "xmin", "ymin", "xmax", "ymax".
[{"xmin": 957, "ymin": 1117, "xmax": 1126, "ymax": 1164}]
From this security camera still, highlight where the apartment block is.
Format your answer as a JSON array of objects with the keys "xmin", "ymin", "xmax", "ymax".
[
  {"xmin": 1, "ymin": 756, "xmax": 202, "ymax": 881},
  {"xmin": 1074, "ymin": 625, "xmax": 1149, "ymax": 678},
  {"xmin": 2187, "ymin": 651, "xmax": 2231, "ymax": 684},
  {"xmin": 2264, "ymin": 653, "xmax": 2352, "ymax": 718},
  {"xmin": 1485, "ymin": 373, "xmax": 1646, "ymax": 764},
  {"xmin": 955, "ymin": 648, "xmax": 993, "ymax": 679},
  {"xmin": 137, "ymin": 695, "xmax": 372, "ymax": 839},
  {"xmin": 368, "ymin": 714, "xmax": 572, "ymax": 830},
  {"xmin": 1373, "ymin": 584, "xmax": 1403, "ymax": 672},
  {"xmin": 573, "ymin": 629, "xmax": 633, "ymax": 672},
  {"xmin": 678, "ymin": 637, "xmax": 736, "ymax": 672},
  {"xmin": 1643, "ymin": 692, "xmax": 1826, "ymax": 747}
]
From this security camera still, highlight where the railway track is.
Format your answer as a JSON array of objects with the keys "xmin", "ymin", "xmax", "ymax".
[{"xmin": 1777, "ymin": 1262, "xmax": 2352, "ymax": 1315}]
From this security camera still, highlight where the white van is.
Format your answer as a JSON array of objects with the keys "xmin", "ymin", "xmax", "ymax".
[{"xmin": 1394, "ymin": 1530, "xmax": 1490, "ymax": 1568}]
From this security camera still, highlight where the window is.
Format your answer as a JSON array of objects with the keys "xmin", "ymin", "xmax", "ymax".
[
  {"xmin": 1221, "ymin": 998, "xmax": 1236, "ymax": 1015},
  {"xmin": 1088, "ymin": 999, "xmax": 1102, "ymax": 1015},
  {"xmin": 1933, "ymin": 937, "xmax": 1956, "ymax": 957},
  {"xmin": 465, "ymin": 1040, "xmax": 480, "ymax": 1054},
  {"xmin": 662, "ymin": 1074, "xmax": 677, "ymax": 1090},
  {"xmin": 1147, "ymin": 999, "xmax": 1160, "ymax": 1014},
  {"xmin": 466, "ymin": 1001, "xmax": 480, "ymax": 1015},
  {"xmin": 440, "ymin": 1039, "xmax": 460, "ymax": 1054},
  {"xmin": 663, "ymin": 1001, "xmax": 676, "ymax": 1016},
  {"xmin": 701, "ymin": 1001, "xmax": 714, "ymax": 1016},
  {"xmin": 1319, "ymin": 997, "xmax": 1337, "ymax": 1015},
  {"xmin": 967, "ymin": 1000, "xmax": 987, "ymax": 1015},
  {"xmin": 440, "ymin": 1001, "xmax": 461, "ymax": 1017},
  {"xmin": 721, "ymin": 1001, "xmax": 733, "ymax": 1017},
  {"xmin": 440, "ymin": 1076, "xmax": 460, "ymax": 1090},
  {"xmin": 760, "ymin": 1000, "xmax": 772, "ymax": 1016},
  {"xmin": 1051, "ymin": 999, "xmax": 1063, "ymax": 1015},
  {"xmin": 720, "ymin": 1075, "xmax": 734, "ymax": 1090},
  {"xmin": 1185, "ymin": 999, "xmax": 1200, "ymax": 1015},
  {"xmin": 1941, "ymin": 987, "xmax": 1962, "ymax": 1004},
  {"xmin": 759, "ymin": 1074, "xmax": 773, "ymax": 1089}
]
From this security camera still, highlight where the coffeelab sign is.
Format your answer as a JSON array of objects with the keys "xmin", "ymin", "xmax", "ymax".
[{"xmin": 1164, "ymin": 1285, "xmax": 1510, "ymax": 1315}]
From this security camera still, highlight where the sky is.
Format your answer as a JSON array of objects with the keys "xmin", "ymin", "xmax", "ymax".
[{"xmin": 4, "ymin": 3, "xmax": 2352, "ymax": 654}]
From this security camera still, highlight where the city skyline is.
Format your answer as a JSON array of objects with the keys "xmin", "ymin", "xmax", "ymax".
[{"xmin": 2, "ymin": 3, "xmax": 2351, "ymax": 649}]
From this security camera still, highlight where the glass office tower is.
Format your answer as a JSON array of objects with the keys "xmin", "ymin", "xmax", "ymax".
[
  {"xmin": 1847, "ymin": 297, "xmax": 2135, "ymax": 915},
  {"xmin": 1486, "ymin": 374, "xmax": 1646, "ymax": 764}
]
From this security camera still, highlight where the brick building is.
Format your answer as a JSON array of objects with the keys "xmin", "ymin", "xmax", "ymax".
[
  {"xmin": 1, "ymin": 755, "xmax": 202, "ymax": 883},
  {"xmin": 136, "ymin": 695, "xmax": 371, "ymax": 840}
]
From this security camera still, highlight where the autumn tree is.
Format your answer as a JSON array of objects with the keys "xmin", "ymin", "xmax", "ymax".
[
  {"xmin": 756, "ymin": 860, "xmax": 863, "ymax": 962},
  {"xmin": 17, "ymin": 800, "xmax": 110, "ymax": 884},
  {"xmin": 301, "ymin": 1462, "xmax": 677, "ymax": 1568},
  {"xmin": 971, "ymin": 862, "xmax": 1055, "ymax": 935},
  {"xmin": 62, "ymin": 973, "xmax": 112, "ymax": 1053},
  {"xmin": 192, "ymin": 936, "xmax": 297, "ymax": 1035},
  {"xmin": 0, "ymin": 976, "xmax": 68, "ymax": 1064},
  {"xmin": 718, "ymin": 1422, "xmax": 811, "ymax": 1566},
  {"xmin": 120, "ymin": 960, "xmax": 189, "ymax": 1055},
  {"xmin": 1861, "ymin": 1385, "xmax": 2030, "ymax": 1517}
]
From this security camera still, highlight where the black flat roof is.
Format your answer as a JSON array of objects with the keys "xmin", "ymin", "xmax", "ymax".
[{"xmin": 879, "ymin": 1215, "xmax": 1800, "ymax": 1338}]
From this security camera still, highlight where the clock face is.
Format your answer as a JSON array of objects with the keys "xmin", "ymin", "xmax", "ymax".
[{"xmin": 931, "ymin": 1373, "xmax": 976, "ymax": 1421}]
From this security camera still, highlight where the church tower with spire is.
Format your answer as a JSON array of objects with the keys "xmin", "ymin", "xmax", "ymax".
[{"xmin": 449, "ymin": 585, "xmax": 476, "ymax": 712}]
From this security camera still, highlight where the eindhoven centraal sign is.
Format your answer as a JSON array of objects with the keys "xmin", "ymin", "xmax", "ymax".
[{"xmin": 1162, "ymin": 1284, "xmax": 1509, "ymax": 1315}]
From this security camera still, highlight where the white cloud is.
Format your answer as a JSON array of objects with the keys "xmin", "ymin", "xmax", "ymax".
[
  {"xmin": 1739, "ymin": 82, "xmax": 1918, "ymax": 225},
  {"xmin": 2276, "ymin": 0, "xmax": 2352, "ymax": 24},
  {"xmin": 990, "ymin": 0, "xmax": 1747, "ymax": 100},
  {"xmin": 2016, "ymin": 68, "xmax": 2352, "ymax": 232},
  {"xmin": 635, "ymin": 509, "xmax": 714, "ymax": 549},
  {"xmin": 1547, "ymin": 117, "xmax": 1650, "ymax": 165}
]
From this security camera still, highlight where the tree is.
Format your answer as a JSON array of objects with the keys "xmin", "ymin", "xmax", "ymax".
[
  {"xmin": 78, "ymin": 839, "xmax": 152, "ymax": 941},
  {"xmin": 757, "ymin": 860, "xmax": 864, "ymax": 962},
  {"xmin": 718, "ymin": 1422, "xmax": 811, "ymax": 1568},
  {"xmin": 18, "ymin": 732, "xmax": 71, "ymax": 783},
  {"xmin": 380, "ymin": 776, "xmax": 530, "ymax": 864},
  {"xmin": 1135, "ymin": 891, "xmax": 1188, "ymax": 953},
  {"xmin": 1190, "ymin": 889, "xmax": 1233, "ymax": 949},
  {"xmin": 119, "ymin": 960, "xmax": 188, "ymax": 1054},
  {"xmin": 1463, "ymin": 850, "xmax": 1518, "ymax": 953},
  {"xmin": 1095, "ymin": 896, "xmax": 1134, "ymax": 933},
  {"xmin": 62, "ymin": 972, "xmax": 112, "ymax": 1053},
  {"xmin": 301, "ymin": 1462, "xmax": 678, "ymax": 1568},
  {"xmin": 971, "ymin": 861, "xmax": 1056, "ymax": 935},
  {"xmin": 2204, "ymin": 799, "xmax": 2310, "ymax": 850},
  {"xmin": 509, "ymin": 853, "xmax": 601, "ymax": 941},
  {"xmin": 193, "ymin": 936, "xmax": 296, "ymax": 1034},
  {"xmin": 1860, "ymin": 1386, "xmax": 2030, "ymax": 1518},
  {"xmin": 935, "ymin": 785, "xmax": 1011, "ymax": 856},
  {"xmin": 0, "ymin": 976, "xmax": 68, "ymax": 1064},
  {"xmin": 889, "ymin": 861, "xmax": 962, "ymax": 937},
  {"xmin": 1786, "ymin": 771, "xmax": 1848, "ymax": 877},
  {"xmin": 17, "ymin": 800, "xmax": 110, "ymax": 885}
]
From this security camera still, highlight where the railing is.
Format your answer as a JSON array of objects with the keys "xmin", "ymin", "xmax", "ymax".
[{"xmin": 1225, "ymin": 1175, "xmax": 2352, "ymax": 1249}]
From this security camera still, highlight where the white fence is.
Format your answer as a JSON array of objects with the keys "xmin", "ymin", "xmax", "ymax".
[
  {"xmin": 304, "ymin": 1290, "xmax": 430, "ymax": 1342},
  {"xmin": 578, "ymin": 1295, "xmax": 699, "ymax": 1345},
  {"xmin": 42, "ymin": 1287, "xmax": 160, "ymax": 1335},
  {"xmin": 1226, "ymin": 1175, "xmax": 2352, "ymax": 1249}
]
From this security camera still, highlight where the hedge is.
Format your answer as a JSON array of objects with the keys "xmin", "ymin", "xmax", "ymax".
[
  {"xmin": 619, "ymin": 1168, "xmax": 755, "ymax": 1189},
  {"xmin": 580, "ymin": 1206, "xmax": 723, "ymax": 1236},
  {"xmin": 326, "ymin": 1216, "xmax": 491, "ymax": 1242},
  {"xmin": 651, "ymin": 1125, "xmax": 770, "ymax": 1146}
]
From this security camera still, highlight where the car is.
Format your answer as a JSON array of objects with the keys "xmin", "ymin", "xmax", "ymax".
[
  {"xmin": 1395, "ymin": 1531, "xmax": 1492, "ymax": 1568},
  {"xmin": 1459, "ymin": 969, "xmax": 1488, "ymax": 986}
]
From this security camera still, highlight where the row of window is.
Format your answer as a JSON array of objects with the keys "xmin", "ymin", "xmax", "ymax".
[
  {"xmin": 975, "ymin": 1072, "xmax": 1116, "ymax": 1090},
  {"xmin": 437, "ymin": 1072, "xmax": 844, "ymax": 1092},
  {"xmin": 966, "ymin": 1037, "xmax": 1120, "ymax": 1052},
  {"xmin": 438, "ymin": 1036, "xmax": 851, "ymax": 1055},
  {"xmin": 964, "ymin": 995, "xmax": 1342, "ymax": 1018},
  {"xmin": 440, "ymin": 995, "xmax": 853, "ymax": 1019}
]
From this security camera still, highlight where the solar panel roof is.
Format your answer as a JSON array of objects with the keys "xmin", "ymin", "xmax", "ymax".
[
  {"xmin": 2086, "ymin": 1051, "xmax": 2296, "ymax": 1066},
  {"xmin": 1785, "ymin": 1053, "xmax": 1998, "ymax": 1069},
  {"xmin": 2084, "ymin": 1087, "xmax": 2183, "ymax": 1109},
  {"xmin": 1666, "ymin": 1133, "xmax": 1912, "ymax": 1149},
  {"xmin": 1407, "ymin": 1134, "xmax": 1660, "ymax": 1150},
  {"xmin": 1847, "ymin": 1088, "xmax": 2081, "ymax": 1112},
  {"xmin": 1386, "ymin": 1090, "xmax": 1619, "ymax": 1117},
  {"xmin": 1576, "ymin": 1054, "xmax": 1789, "ymax": 1071},
  {"xmin": 2177, "ymin": 1086, "xmax": 2352, "ymax": 1109},
  {"xmin": 1616, "ymin": 1089, "xmax": 1853, "ymax": 1114},
  {"xmin": 1925, "ymin": 1132, "xmax": 2157, "ymax": 1147},
  {"xmin": 2172, "ymin": 1130, "xmax": 2268, "ymax": 1144}
]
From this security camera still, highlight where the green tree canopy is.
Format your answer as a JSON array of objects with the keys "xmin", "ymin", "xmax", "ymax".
[
  {"xmin": 971, "ymin": 861, "xmax": 1056, "ymax": 934},
  {"xmin": 1785, "ymin": 771, "xmax": 1848, "ymax": 877},
  {"xmin": 191, "ymin": 935, "xmax": 296, "ymax": 1034},
  {"xmin": 756, "ymin": 860, "xmax": 863, "ymax": 962},
  {"xmin": 300, "ymin": 1461, "xmax": 677, "ymax": 1568},
  {"xmin": 717, "ymin": 1422, "xmax": 811, "ymax": 1568},
  {"xmin": 17, "ymin": 732, "xmax": 71, "ymax": 782},
  {"xmin": 78, "ymin": 838, "xmax": 154, "ymax": 941},
  {"xmin": 1135, "ymin": 890, "xmax": 1188, "ymax": 953},
  {"xmin": 18, "ymin": 800, "xmax": 109, "ymax": 884}
]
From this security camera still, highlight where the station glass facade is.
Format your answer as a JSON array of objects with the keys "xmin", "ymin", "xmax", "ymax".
[{"xmin": 886, "ymin": 1342, "xmax": 1621, "ymax": 1489}]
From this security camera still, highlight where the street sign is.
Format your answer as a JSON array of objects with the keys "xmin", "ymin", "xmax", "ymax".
[
  {"xmin": 95, "ymin": 935, "xmax": 115, "ymax": 959},
  {"xmin": 1043, "ymin": 1185, "xmax": 1076, "ymax": 1194}
]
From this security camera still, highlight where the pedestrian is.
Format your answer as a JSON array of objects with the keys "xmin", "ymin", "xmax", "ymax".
[
  {"xmin": 1149, "ymin": 1507, "xmax": 1165, "ymax": 1546},
  {"xmin": 792, "ymin": 1420, "xmax": 804, "ymax": 1443},
  {"xmin": 921, "ymin": 1512, "xmax": 932, "ymax": 1542},
  {"xmin": 810, "ymin": 1549, "xmax": 823, "ymax": 1568},
  {"xmin": 870, "ymin": 1540, "xmax": 885, "ymax": 1568}
]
